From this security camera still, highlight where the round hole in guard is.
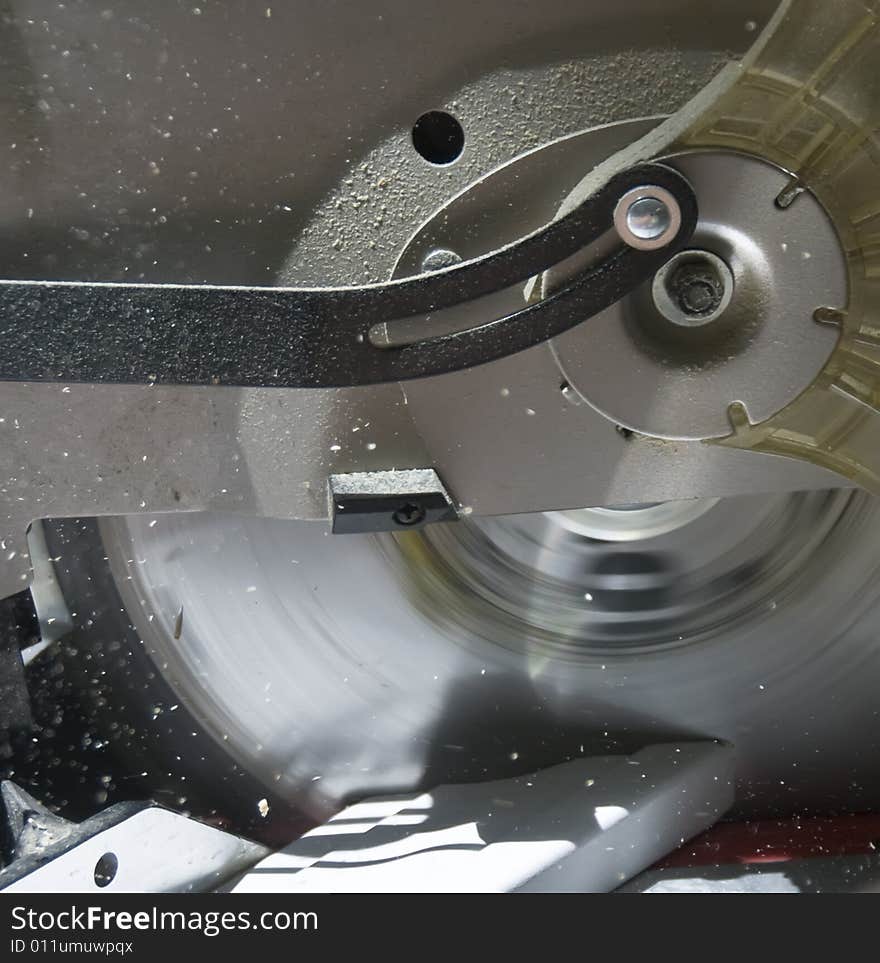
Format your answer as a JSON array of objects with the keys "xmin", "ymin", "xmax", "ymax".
[{"xmin": 411, "ymin": 111, "xmax": 464, "ymax": 165}]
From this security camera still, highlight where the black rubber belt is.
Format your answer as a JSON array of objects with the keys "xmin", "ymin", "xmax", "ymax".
[{"xmin": 0, "ymin": 162, "xmax": 697, "ymax": 389}]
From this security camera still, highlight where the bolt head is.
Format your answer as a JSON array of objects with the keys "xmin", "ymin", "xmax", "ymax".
[
  {"xmin": 668, "ymin": 263, "xmax": 725, "ymax": 317},
  {"xmin": 625, "ymin": 196, "xmax": 672, "ymax": 242},
  {"xmin": 651, "ymin": 249, "xmax": 735, "ymax": 328},
  {"xmin": 614, "ymin": 186, "xmax": 681, "ymax": 251}
]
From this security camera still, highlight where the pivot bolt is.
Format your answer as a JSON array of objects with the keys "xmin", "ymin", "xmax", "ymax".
[
  {"xmin": 626, "ymin": 197, "xmax": 671, "ymax": 241},
  {"xmin": 614, "ymin": 185, "xmax": 682, "ymax": 251}
]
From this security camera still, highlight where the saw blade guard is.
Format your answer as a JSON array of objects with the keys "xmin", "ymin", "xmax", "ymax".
[{"xmin": 676, "ymin": 0, "xmax": 880, "ymax": 491}]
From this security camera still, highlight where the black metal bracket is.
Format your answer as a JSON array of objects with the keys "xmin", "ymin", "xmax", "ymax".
[
  {"xmin": 0, "ymin": 163, "xmax": 697, "ymax": 389},
  {"xmin": 330, "ymin": 469, "xmax": 458, "ymax": 534}
]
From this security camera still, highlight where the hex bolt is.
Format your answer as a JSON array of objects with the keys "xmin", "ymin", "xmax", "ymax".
[
  {"xmin": 651, "ymin": 250, "xmax": 735, "ymax": 328},
  {"xmin": 667, "ymin": 260, "xmax": 725, "ymax": 318}
]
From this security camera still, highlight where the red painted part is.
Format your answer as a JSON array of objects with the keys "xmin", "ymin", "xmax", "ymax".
[{"xmin": 658, "ymin": 814, "xmax": 880, "ymax": 869}]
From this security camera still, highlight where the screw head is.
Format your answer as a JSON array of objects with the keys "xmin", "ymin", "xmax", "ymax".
[
  {"xmin": 614, "ymin": 185, "xmax": 682, "ymax": 251},
  {"xmin": 625, "ymin": 196, "xmax": 672, "ymax": 242},
  {"xmin": 392, "ymin": 502, "xmax": 427, "ymax": 527}
]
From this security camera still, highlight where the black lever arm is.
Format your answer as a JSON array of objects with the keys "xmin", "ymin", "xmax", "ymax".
[{"xmin": 0, "ymin": 162, "xmax": 696, "ymax": 389}]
